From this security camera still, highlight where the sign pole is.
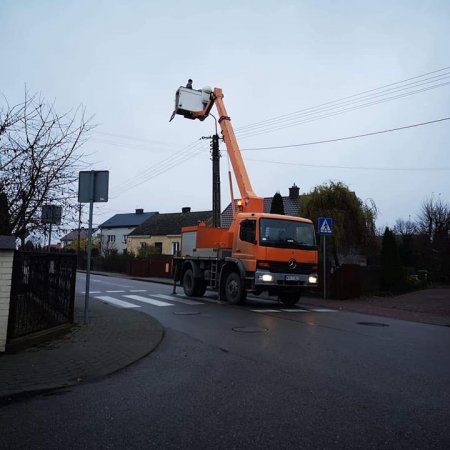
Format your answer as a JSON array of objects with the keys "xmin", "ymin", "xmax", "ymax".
[
  {"xmin": 48, "ymin": 222, "xmax": 53, "ymax": 251},
  {"xmin": 84, "ymin": 171, "xmax": 95, "ymax": 324},
  {"xmin": 318, "ymin": 217, "xmax": 333, "ymax": 300},
  {"xmin": 78, "ymin": 169, "xmax": 109, "ymax": 325},
  {"xmin": 323, "ymin": 235, "xmax": 326, "ymax": 299}
]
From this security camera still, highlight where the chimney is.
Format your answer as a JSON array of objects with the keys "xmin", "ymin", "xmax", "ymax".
[
  {"xmin": 289, "ymin": 183, "xmax": 300, "ymax": 200},
  {"xmin": 182, "ymin": 207, "xmax": 191, "ymax": 214},
  {"xmin": 135, "ymin": 208, "xmax": 144, "ymax": 215}
]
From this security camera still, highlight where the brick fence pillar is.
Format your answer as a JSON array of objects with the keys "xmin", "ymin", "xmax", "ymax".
[{"xmin": 0, "ymin": 236, "xmax": 16, "ymax": 352}]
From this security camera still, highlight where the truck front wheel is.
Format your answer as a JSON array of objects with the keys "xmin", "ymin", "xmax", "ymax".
[
  {"xmin": 279, "ymin": 292, "xmax": 301, "ymax": 307},
  {"xmin": 225, "ymin": 271, "xmax": 246, "ymax": 305}
]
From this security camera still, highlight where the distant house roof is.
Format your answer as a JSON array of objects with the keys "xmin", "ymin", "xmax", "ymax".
[
  {"xmin": 221, "ymin": 184, "xmax": 304, "ymax": 228},
  {"xmin": 130, "ymin": 209, "xmax": 213, "ymax": 236},
  {"xmin": 99, "ymin": 209, "xmax": 157, "ymax": 229},
  {"xmin": 61, "ymin": 228, "xmax": 93, "ymax": 242}
]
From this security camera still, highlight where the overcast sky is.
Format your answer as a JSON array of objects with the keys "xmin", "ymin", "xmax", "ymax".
[{"xmin": 1, "ymin": 0, "xmax": 449, "ymax": 233}]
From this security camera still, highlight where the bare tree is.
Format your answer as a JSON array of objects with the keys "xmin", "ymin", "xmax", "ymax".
[
  {"xmin": 418, "ymin": 197, "xmax": 450, "ymax": 243},
  {"xmin": 393, "ymin": 218, "xmax": 418, "ymax": 236},
  {"xmin": 0, "ymin": 90, "xmax": 93, "ymax": 242}
]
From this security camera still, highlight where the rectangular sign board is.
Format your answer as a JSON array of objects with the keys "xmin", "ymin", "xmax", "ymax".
[
  {"xmin": 318, "ymin": 217, "xmax": 333, "ymax": 235},
  {"xmin": 41, "ymin": 204, "xmax": 62, "ymax": 225},
  {"xmin": 78, "ymin": 171, "xmax": 109, "ymax": 203}
]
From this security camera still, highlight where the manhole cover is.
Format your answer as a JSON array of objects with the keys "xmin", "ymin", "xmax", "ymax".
[
  {"xmin": 173, "ymin": 311, "xmax": 201, "ymax": 315},
  {"xmin": 232, "ymin": 326, "xmax": 268, "ymax": 333},
  {"xmin": 357, "ymin": 322, "xmax": 389, "ymax": 327}
]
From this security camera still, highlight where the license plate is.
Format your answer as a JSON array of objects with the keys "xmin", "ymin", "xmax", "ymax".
[{"xmin": 285, "ymin": 275, "xmax": 300, "ymax": 281}]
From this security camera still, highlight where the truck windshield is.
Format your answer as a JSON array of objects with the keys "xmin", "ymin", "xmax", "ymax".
[{"xmin": 259, "ymin": 218, "xmax": 316, "ymax": 249}]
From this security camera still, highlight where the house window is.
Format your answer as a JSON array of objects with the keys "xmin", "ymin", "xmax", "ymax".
[
  {"xmin": 172, "ymin": 241, "xmax": 180, "ymax": 255},
  {"xmin": 154, "ymin": 242, "xmax": 163, "ymax": 254},
  {"xmin": 122, "ymin": 235, "xmax": 128, "ymax": 244},
  {"xmin": 107, "ymin": 235, "xmax": 116, "ymax": 243},
  {"xmin": 140, "ymin": 242, "xmax": 147, "ymax": 249}
]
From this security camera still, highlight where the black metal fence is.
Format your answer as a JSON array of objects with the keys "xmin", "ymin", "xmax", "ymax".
[{"xmin": 7, "ymin": 251, "xmax": 77, "ymax": 340}]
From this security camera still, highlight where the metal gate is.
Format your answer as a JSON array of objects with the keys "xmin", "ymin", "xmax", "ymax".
[{"xmin": 7, "ymin": 251, "xmax": 77, "ymax": 340}]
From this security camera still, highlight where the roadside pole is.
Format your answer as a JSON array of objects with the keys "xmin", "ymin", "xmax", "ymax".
[
  {"xmin": 318, "ymin": 217, "xmax": 333, "ymax": 300},
  {"xmin": 84, "ymin": 171, "xmax": 95, "ymax": 324},
  {"xmin": 78, "ymin": 170, "xmax": 109, "ymax": 324},
  {"xmin": 323, "ymin": 235, "xmax": 326, "ymax": 299}
]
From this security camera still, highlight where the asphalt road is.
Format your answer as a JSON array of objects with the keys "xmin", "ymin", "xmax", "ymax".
[{"xmin": 0, "ymin": 273, "xmax": 449, "ymax": 449}]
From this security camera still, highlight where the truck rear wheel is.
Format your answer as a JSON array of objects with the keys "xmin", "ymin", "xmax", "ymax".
[
  {"xmin": 279, "ymin": 292, "xmax": 301, "ymax": 307},
  {"xmin": 224, "ymin": 271, "xmax": 246, "ymax": 305},
  {"xmin": 183, "ymin": 268, "xmax": 197, "ymax": 297}
]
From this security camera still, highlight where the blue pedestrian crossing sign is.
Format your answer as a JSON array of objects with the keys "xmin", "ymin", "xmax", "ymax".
[{"xmin": 318, "ymin": 217, "xmax": 333, "ymax": 235}]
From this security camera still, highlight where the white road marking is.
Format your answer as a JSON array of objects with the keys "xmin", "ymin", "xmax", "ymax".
[
  {"xmin": 130, "ymin": 289, "xmax": 147, "ymax": 292},
  {"xmin": 124, "ymin": 295, "xmax": 173, "ymax": 307},
  {"xmin": 251, "ymin": 309, "xmax": 281, "ymax": 313},
  {"xmin": 309, "ymin": 308, "xmax": 336, "ymax": 312},
  {"xmin": 106, "ymin": 290, "xmax": 126, "ymax": 293},
  {"xmin": 81, "ymin": 291, "xmax": 102, "ymax": 294},
  {"xmin": 95, "ymin": 295, "xmax": 140, "ymax": 308},
  {"xmin": 281, "ymin": 309, "xmax": 309, "ymax": 312},
  {"xmin": 152, "ymin": 294, "xmax": 203, "ymax": 305}
]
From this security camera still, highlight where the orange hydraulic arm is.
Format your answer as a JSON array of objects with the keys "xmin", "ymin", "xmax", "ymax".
[{"xmin": 193, "ymin": 87, "xmax": 264, "ymax": 214}]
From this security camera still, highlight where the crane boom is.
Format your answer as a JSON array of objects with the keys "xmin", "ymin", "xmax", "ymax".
[{"xmin": 174, "ymin": 86, "xmax": 264, "ymax": 214}]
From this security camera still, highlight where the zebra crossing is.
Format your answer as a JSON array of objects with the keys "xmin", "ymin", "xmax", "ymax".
[{"xmin": 85, "ymin": 289, "xmax": 337, "ymax": 314}]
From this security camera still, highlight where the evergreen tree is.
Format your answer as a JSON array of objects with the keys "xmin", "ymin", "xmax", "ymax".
[
  {"xmin": 270, "ymin": 192, "xmax": 285, "ymax": 215},
  {"xmin": 0, "ymin": 187, "xmax": 11, "ymax": 235},
  {"xmin": 381, "ymin": 227, "xmax": 404, "ymax": 292}
]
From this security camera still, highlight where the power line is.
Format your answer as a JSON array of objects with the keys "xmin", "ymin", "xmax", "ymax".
[
  {"xmin": 235, "ymin": 66, "xmax": 450, "ymax": 133},
  {"xmin": 240, "ymin": 117, "xmax": 450, "ymax": 151},
  {"xmin": 111, "ymin": 139, "xmax": 209, "ymax": 194},
  {"xmin": 102, "ymin": 67, "xmax": 450, "ymax": 194},
  {"xmin": 236, "ymin": 80, "xmax": 450, "ymax": 139},
  {"xmin": 246, "ymin": 158, "xmax": 450, "ymax": 172}
]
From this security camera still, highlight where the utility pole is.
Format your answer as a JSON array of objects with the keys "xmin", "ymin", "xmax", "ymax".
[
  {"xmin": 211, "ymin": 134, "xmax": 221, "ymax": 227},
  {"xmin": 202, "ymin": 134, "xmax": 222, "ymax": 227}
]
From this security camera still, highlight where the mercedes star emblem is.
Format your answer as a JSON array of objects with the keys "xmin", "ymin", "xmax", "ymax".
[{"xmin": 288, "ymin": 259, "xmax": 297, "ymax": 269}]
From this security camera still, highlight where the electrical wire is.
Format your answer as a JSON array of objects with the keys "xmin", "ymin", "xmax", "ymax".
[
  {"xmin": 236, "ymin": 80, "xmax": 450, "ymax": 139},
  {"xmin": 246, "ymin": 158, "xmax": 450, "ymax": 172},
  {"xmin": 240, "ymin": 117, "xmax": 450, "ymax": 151},
  {"xmin": 235, "ymin": 67, "xmax": 450, "ymax": 133},
  {"xmin": 98, "ymin": 67, "xmax": 450, "ymax": 194},
  {"xmin": 111, "ymin": 139, "xmax": 209, "ymax": 195}
]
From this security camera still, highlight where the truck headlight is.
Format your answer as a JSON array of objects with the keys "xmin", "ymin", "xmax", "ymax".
[
  {"xmin": 308, "ymin": 274, "xmax": 318, "ymax": 284},
  {"xmin": 259, "ymin": 274, "xmax": 273, "ymax": 282}
]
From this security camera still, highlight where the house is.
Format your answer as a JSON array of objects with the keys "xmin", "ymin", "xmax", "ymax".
[
  {"xmin": 60, "ymin": 228, "xmax": 92, "ymax": 249},
  {"xmin": 127, "ymin": 207, "xmax": 212, "ymax": 256},
  {"xmin": 99, "ymin": 209, "xmax": 157, "ymax": 255},
  {"xmin": 221, "ymin": 183, "xmax": 302, "ymax": 228}
]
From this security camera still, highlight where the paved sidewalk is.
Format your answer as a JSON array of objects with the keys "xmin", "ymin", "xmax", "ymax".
[{"xmin": 0, "ymin": 294, "xmax": 164, "ymax": 404}]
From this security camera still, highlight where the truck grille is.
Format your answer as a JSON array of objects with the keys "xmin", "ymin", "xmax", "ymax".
[{"xmin": 269, "ymin": 261, "xmax": 314, "ymax": 275}]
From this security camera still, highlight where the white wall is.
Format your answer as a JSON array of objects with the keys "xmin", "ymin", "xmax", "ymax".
[
  {"xmin": 0, "ymin": 249, "xmax": 14, "ymax": 352},
  {"xmin": 100, "ymin": 227, "xmax": 136, "ymax": 254}
]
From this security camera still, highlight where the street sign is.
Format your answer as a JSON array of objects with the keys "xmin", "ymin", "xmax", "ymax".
[
  {"xmin": 78, "ymin": 170, "xmax": 109, "ymax": 324},
  {"xmin": 41, "ymin": 204, "xmax": 62, "ymax": 225},
  {"xmin": 318, "ymin": 217, "xmax": 333, "ymax": 235},
  {"xmin": 78, "ymin": 171, "xmax": 109, "ymax": 203}
]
